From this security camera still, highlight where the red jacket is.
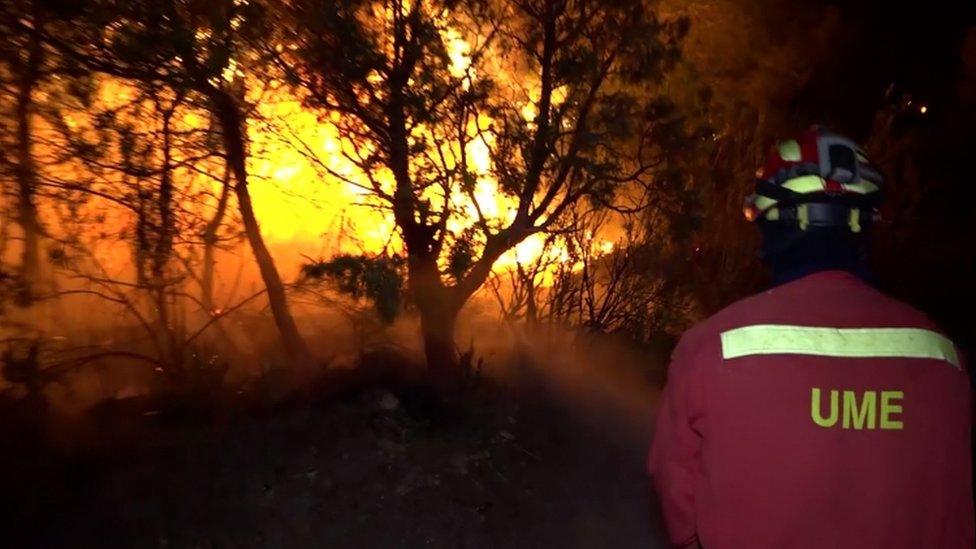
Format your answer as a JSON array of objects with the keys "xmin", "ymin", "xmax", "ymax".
[{"xmin": 649, "ymin": 271, "xmax": 974, "ymax": 548}]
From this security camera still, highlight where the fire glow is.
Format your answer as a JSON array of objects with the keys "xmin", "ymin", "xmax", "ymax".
[{"xmin": 204, "ymin": 36, "xmax": 611, "ymax": 277}]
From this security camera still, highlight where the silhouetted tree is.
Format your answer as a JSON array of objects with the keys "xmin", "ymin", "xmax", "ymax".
[
  {"xmin": 47, "ymin": 0, "xmax": 316, "ymax": 368},
  {"xmin": 275, "ymin": 0, "xmax": 687, "ymax": 382},
  {"xmin": 0, "ymin": 0, "xmax": 72, "ymax": 303}
]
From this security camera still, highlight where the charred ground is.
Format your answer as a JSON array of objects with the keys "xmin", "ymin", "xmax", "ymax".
[{"xmin": 2, "ymin": 349, "xmax": 663, "ymax": 549}]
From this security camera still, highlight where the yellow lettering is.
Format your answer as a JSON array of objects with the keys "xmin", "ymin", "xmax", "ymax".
[
  {"xmin": 810, "ymin": 388, "xmax": 903, "ymax": 430},
  {"xmin": 880, "ymin": 391, "xmax": 904, "ymax": 430},
  {"xmin": 843, "ymin": 390, "xmax": 877, "ymax": 430},
  {"xmin": 811, "ymin": 388, "xmax": 839, "ymax": 428}
]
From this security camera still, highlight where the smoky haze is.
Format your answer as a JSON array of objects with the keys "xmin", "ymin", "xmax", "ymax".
[{"xmin": 0, "ymin": 0, "xmax": 974, "ymax": 546}]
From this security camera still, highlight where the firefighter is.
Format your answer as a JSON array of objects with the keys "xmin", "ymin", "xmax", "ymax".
[{"xmin": 648, "ymin": 127, "xmax": 974, "ymax": 548}]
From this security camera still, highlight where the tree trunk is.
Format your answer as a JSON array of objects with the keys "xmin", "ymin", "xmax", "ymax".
[
  {"xmin": 404, "ymin": 232, "xmax": 516, "ymax": 386},
  {"xmin": 201, "ymin": 162, "xmax": 232, "ymax": 312},
  {"xmin": 418, "ymin": 294, "xmax": 461, "ymax": 389},
  {"xmin": 153, "ymin": 107, "xmax": 175, "ymax": 282},
  {"xmin": 154, "ymin": 107, "xmax": 178, "ymax": 367},
  {"xmin": 408, "ymin": 254, "xmax": 463, "ymax": 387},
  {"xmin": 201, "ymin": 235, "xmax": 217, "ymax": 311},
  {"xmin": 14, "ymin": 5, "xmax": 44, "ymax": 304},
  {"xmin": 210, "ymin": 89, "xmax": 314, "ymax": 369}
]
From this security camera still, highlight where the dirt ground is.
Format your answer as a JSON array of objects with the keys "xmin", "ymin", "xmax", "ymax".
[{"xmin": 0, "ymin": 363, "xmax": 667, "ymax": 549}]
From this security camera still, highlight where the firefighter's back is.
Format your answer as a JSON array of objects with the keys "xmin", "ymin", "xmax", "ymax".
[{"xmin": 689, "ymin": 270, "xmax": 973, "ymax": 548}]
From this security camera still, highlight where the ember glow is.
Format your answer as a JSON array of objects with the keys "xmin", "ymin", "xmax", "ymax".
[
  {"xmin": 4, "ymin": 0, "xmax": 688, "ymax": 393},
  {"xmin": 22, "ymin": 51, "xmax": 615, "ymax": 325},
  {"xmin": 213, "ymin": 35, "xmax": 613, "ymax": 277}
]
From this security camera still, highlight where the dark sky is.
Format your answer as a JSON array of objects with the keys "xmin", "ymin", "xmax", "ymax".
[{"xmin": 789, "ymin": 0, "xmax": 976, "ymax": 138}]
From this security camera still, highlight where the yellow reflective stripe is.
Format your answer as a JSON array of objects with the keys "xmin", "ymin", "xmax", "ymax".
[
  {"xmin": 839, "ymin": 180, "xmax": 879, "ymax": 195},
  {"xmin": 720, "ymin": 325, "xmax": 960, "ymax": 369},
  {"xmin": 780, "ymin": 176, "xmax": 880, "ymax": 196},
  {"xmin": 781, "ymin": 175, "xmax": 825, "ymax": 193},
  {"xmin": 754, "ymin": 176, "xmax": 880, "ymax": 217},
  {"xmin": 754, "ymin": 195, "xmax": 777, "ymax": 212},
  {"xmin": 849, "ymin": 208, "xmax": 861, "ymax": 233},
  {"xmin": 754, "ymin": 176, "xmax": 848, "ymax": 214},
  {"xmin": 797, "ymin": 204, "xmax": 810, "ymax": 230},
  {"xmin": 778, "ymin": 139, "xmax": 802, "ymax": 161}
]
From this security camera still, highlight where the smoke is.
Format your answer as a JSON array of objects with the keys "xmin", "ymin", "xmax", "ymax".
[
  {"xmin": 2, "ymin": 241, "xmax": 671, "ymax": 447},
  {"xmin": 456, "ymin": 305, "xmax": 671, "ymax": 446}
]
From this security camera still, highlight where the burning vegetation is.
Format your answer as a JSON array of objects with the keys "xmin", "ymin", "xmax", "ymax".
[
  {"xmin": 0, "ymin": 0, "xmax": 974, "ymax": 546},
  {"xmin": 0, "ymin": 0, "xmax": 702, "ymax": 399}
]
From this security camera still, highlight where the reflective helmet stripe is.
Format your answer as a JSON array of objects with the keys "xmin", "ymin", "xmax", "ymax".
[
  {"xmin": 777, "ymin": 139, "xmax": 803, "ymax": 162},
  {"xmin": 750, "ymin": 128, "xmax": 884, "ymax": 228},
  {"xmin": 752, "ymin": 175, "xmax": 881, "ymax": 216},
  {"xmin": 849, "ymin": 208, "xmax": 861, "ymax": 233}
]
